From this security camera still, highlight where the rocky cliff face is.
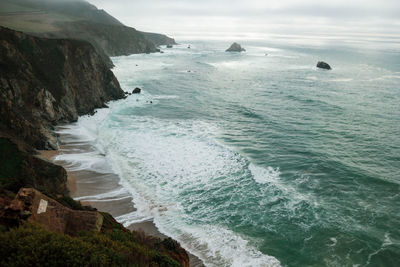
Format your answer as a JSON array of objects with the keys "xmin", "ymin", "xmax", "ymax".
[
  {"xmin": 0, "ymin": 0, "xmax": 176, "ymax": 67},
  {"xmin": 140, "ymin": 31, "xmax": 177, "ymax": 47},
  {"xmin": 0, "ymin": 26, "xmax": 125, "ymax": 149},
  {"xmin": 54, "ymin": 21, "xmax": 158, "ymax": 56}
]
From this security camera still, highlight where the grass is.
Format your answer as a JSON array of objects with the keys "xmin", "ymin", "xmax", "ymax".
[
  {"xmin": 0, "ymin": 0, "xmax": 79, "ymax": 33},
  {"xmin": 0, "ymin": 2, "xmax": 37, "ymax": 13},
  {"xmin": 0, "ymin": 222, "xmax": 181, "ymax": 267}
]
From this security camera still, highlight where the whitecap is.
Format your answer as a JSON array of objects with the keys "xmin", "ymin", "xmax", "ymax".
[{"xmin": 249, "ymin": 163, "xmax": 281, "ymax": 184}]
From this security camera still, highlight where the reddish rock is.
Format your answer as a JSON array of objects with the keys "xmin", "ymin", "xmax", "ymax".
[{"xmin": 7, "ymin": 188, "xmax": 103, "ymax": 235}]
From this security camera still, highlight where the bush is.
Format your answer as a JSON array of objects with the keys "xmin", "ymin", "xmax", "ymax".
[{"xmin": 0, "ymin": 222, "xmax": 180, "ymax": 267}]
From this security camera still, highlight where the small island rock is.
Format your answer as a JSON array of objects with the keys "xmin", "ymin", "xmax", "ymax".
[
  {"xmin": 226, "ymin": 42, "xmax": 246, "ymax": 52},
  {"xmin": 317, "ymin": 61, "xmax": 332, "ymax": 70},
  {"xmin": 132, "ymin": 87, "xmax": 141, "ymax": 94}
]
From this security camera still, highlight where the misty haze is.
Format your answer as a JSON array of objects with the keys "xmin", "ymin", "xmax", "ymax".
[{"xmin": 0, "ymin": 0, "xmax": 399, "ymax": 266}]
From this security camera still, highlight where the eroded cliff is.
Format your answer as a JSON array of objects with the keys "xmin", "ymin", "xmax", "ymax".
[{"xmin": 0, "ymin": 26, "xmax": 125, "ymax": 149}]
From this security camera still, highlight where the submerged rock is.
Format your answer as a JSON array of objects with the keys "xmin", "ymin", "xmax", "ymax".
[
  {"xmin": 132, "ymin": 87, "xmax": 141, "ymax": 94},
  {"xmin": 226, "ymin": 42, "xmax": 246, "ymax": 52},
  {"xmin": 167, "ymin": 44, "xmax": 173, "ymax": 48},
  {"xmin": 317, "ymin": 61, "xmax": 332, "ymax": 70}
]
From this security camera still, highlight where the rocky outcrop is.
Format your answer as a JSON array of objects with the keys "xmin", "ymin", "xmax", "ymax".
[
  {"xmin": 53, "ymin": 21, "xmax": 159, "ymax": 60},
  {"xmin": 0, "ymin": 26, "xmax": 125, "ymax": 149},
  {"xmin": 6, "ymin": 188, "xmax": 103, "ymax": 235},
  {"xmin": 317, "ymin": 61, "xmax": 332, "ymax": 70},
  {"xmin": 0, "ymin": 137, "xmax": 67, "ymax": 196},
  {"xmin": 132, "ymin": 87, "xmax": 141, "ymax": 94},
  {"xmin": 226, "ymin": 42, "xmax": 246, "ymax": 52},
  {"xmin": 140, "ymin": 31, "xmax": 177, "ymax": 47},
  {"xmin": 1, "ymin": 188, "xmax": 190, "ymax": 266}
]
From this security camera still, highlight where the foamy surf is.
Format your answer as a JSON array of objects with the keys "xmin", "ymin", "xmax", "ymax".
[
  {"xmin": 54, "ymin": 98, "xmax": 282, "ymax": 266},
  {"xmin": 47, "ymin": 39, "xmax": 400, "ymax": 266}
]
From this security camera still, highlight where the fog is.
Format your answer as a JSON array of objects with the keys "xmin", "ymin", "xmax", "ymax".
[{"xmin": 89, "ymin": 0, "xmax": 400, "ymax": 40}]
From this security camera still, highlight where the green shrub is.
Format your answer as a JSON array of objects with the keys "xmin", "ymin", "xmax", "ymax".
[{"xmin": 0, "ymin": 222, "xmax": 180, "ymax": 267}]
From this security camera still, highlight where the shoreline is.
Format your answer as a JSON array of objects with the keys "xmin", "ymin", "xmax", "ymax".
[{"xmin": 38, "ymin": 142, "xmax": 204, "ymax": 267}]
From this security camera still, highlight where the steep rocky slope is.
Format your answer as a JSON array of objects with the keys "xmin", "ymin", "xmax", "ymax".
[
  {"xmin": 0, "ymin": 0, "xmax": 176, "ymax": 65},
  {"xmin": 0, "ymin": 26, "xmax": 125, "ymax": 149},
  {"xmin": 55, "ymin": 21, "xmax": 158, "ymax": 56},
  {"xmin": 140, "ymin": 31, "xmax": 177, "ymax": 47},
  {"xmin": 0, "ymin": 26, "xmax": 190, "ymax": 266}
]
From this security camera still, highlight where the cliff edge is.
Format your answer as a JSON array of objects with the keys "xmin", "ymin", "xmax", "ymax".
[
  {"xmin": 0, "ymin": 26, "xmax": 125, "ymax": 149},
  {"xmin": 0, "ymin": 26, "xmax": 189, "ymax": 266}
]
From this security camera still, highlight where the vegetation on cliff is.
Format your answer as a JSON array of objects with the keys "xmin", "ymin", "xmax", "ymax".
[
  {"xmin": 0, "ymin": 222, "xmax": 183, "ymax": 267},
  {"xmin": 0, "ymin": 139, "xmax": 189, "ymax": 266},
  {"xmin": 0, "ymin": 23, "xmax": 189, "ymax": 267},
  {"xmin": 0, "ymin": 0, "xmax": 176, "ymax": 67}
]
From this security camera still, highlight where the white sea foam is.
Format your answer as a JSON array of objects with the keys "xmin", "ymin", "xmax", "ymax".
[
  {"xmin": 53, "ymin": 52, "xmax": 290, "ymax": 266},
  {"xmin": 62, "ymin": 106, "xmax": 281, "ymax": 266},
  {"xmin": 328, "ymin": 78, "xmax": 354, "ymax": 82},
  {"xmin": 249, "ymin": 163, "xmax": 281, "ymax": 184},
  {"xmin": 158, "ymin": 223, "xmax": 281, "ymax": 267},
  {"xmin": 53, "ymin": 151, "xmax": 112, "ymax": 173},
  {"xmin": 74, "ymin": 187, "xmax": 129, "ymax": 201}
]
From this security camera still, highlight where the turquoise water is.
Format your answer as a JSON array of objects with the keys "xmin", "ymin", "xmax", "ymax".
[{"xmin": 66, "ymin": 39, "xmax": 399, "ymax": 266}]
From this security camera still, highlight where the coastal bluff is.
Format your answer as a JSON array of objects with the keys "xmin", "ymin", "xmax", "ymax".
[
  {"xmin": 0, "ymin": 26, "xmax": 125, "ymax": 150},
  {"xmin": 0, "ymin": 26, "xmax": 190, "ymax": 266}
]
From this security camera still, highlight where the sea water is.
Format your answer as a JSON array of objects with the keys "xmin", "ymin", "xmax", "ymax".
[{"xmin": 55, "ymin": 38, "xmax": 400, "ymax": 266}]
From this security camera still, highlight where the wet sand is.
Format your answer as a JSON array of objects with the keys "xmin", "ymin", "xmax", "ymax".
[{"xmin": 38, "ymin": 141, "xmax": 204, "ymax": 267}]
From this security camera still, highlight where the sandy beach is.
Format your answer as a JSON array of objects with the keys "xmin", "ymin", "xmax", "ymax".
[{"xmin": 38, "ymin": 142, "xmax": 204, "ymax": 267}]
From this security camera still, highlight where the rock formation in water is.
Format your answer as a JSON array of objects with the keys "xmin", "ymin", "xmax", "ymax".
[
  {"xmin": 132, "ymin": 87, "xmax": 142, "ymax": 94},
  {"xmin": 226, "ymin": 42, "xmax": 246, "ymax": 52},
  {"xmin": 0, "ymin": 26, "xmax": 125, "ymax": 149},
  {"xmin": 317, "ymin": 61, "xmax": 332, "ymax": 70}
]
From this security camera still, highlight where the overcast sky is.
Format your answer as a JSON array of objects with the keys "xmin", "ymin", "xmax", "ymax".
[{"xmin": 89, "ymin": 0, "xmax": 400, "ymax": 40}]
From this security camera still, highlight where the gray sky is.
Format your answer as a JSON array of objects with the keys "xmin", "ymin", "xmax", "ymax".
[{"xmin": 89, "ymin": 0, "xmax": 400, "ymax": 40}]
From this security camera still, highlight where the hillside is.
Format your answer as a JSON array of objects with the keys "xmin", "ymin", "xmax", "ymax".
[
  {"xmin": 0, "ymin": 0, "xmax": 176, "ymax": 66},
  {"xmin": 0, "ymin": 26, "xmax": 124, "ymax": 149},
  {"xmin": 0, "ymin": 26, "xmax": 189, "ymax": 267}
]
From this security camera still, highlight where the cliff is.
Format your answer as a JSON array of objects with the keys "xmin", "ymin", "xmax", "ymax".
[
  {"xmin": 0, "ymin": 187, "xmax": 189, "ymax": 266},
  {"xmin": 0, "ymin": 26, "xmax": 189, "ymax": 267},
  {"xmin": 0, "ymin": 0, "xmax": 176, "ymax": 66},
  {"xmin": 140, "ymin": 31, "xmax": 177, "ymax": 47},
  {"xmin": 54, "ymin": 21, "xmax": 159, "ymax": 56},
  {"xmin": 0, "ymin": 26, "xmax": 125, "ymax": 149}
]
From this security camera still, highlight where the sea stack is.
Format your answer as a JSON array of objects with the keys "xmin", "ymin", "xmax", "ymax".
[
  {"xmin": 226, "ymin": 42, "xmax": 246, "ymax": 52},
  {"xmin": 132, "ymin": 87, "xmax": 141, "ymax": 94},
  {"xmin": 317, "ymin": 61, "xmax": 332, "ymax": 70}
]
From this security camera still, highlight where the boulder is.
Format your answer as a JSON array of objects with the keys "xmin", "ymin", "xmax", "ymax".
[
  {"xmin": 226, "ymin": 42, "xmax": 246, "ymax": 52},
  {"xmin": 5, "ymin": 188, "xmax": 103, "ymax": 235},
  {"xmin": 132, "ymin": 87, "xmax": 141, "ymax": 94},
  {"xmin": 167, "ymin": 44, "xmax": 173, "ymax": 48},
  {"xmin": 317, "ymin": 61, "xmax": 332, "ymax": 70}
]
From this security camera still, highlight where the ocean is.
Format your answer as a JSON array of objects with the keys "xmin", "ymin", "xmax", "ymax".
[{"xmin": 54, "ymin": 38, "xmax": 400, "ymax": 266}]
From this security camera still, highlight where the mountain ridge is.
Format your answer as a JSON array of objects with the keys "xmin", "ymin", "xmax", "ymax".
[{"xmin": 0, "ymin": 0, "xmax": 176, "ymax": 66}]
